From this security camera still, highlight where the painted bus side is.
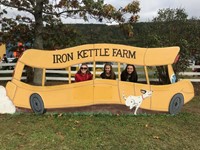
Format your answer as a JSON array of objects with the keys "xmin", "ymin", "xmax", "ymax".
[
  {"xmin": 0, "ymin": 44, "xmax": 6, "ymax": 61},
  {"xmin": 6, "ymin": 44, "xmax": 194, "ymax": 114}
]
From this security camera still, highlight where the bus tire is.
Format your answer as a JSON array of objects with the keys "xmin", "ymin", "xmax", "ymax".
[
  {"xmin": 30, "ymin": 93, "xmax": 45, "ymax": 114},
  {"xmin": 169, "ymin": 93, "xmax": 184, "ymax": 115}
]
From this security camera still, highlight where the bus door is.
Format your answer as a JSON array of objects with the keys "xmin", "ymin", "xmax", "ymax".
[
  {"xmin": 72, "ymin": 80, "xmax": 94, "ymax": 106},
  {"xmin": 93, "ymin": 62, "xmax": 119, "ymax": 104},
  {"xmin": 69, "ymin": 63, "xmax": 94, "ymax": 107},
  {"xmin": 93, "ymin": 79, "xmax": 119, "ymax": 104}
]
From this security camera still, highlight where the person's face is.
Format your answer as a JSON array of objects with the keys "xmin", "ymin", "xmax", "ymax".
[
  {"xmin": 105, "ymin": 65, "xmax": 111, "ymax": 74},
  {"xmin": 80, "ymin": 65, "xmax": 88, "ymax": 74},
  {"xmin": 127, "ymin": 66, "xmax": 134, "ymax": 74}
]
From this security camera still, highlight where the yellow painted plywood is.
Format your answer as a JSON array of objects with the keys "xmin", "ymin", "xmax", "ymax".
[{"xmin": 0, "ymin": 44, "xmax": 6, "ymax": 60}]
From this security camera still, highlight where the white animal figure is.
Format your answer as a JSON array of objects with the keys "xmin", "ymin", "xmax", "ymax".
[
  {"xmin": 0, "ymin": 86, "xmax": 16, "ymax": 114},
  {"xmin": 123, "ymin": 89, "xmax": 153, "ymax": 115}
]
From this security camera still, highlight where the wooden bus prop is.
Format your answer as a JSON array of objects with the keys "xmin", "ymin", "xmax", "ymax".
[
  {"xmin": 0, "ymin": 44, "xmax": 6, "ymax": 61},
  {"xmin": 6, "ymin": 44, "xmax": 194, "ymax": 114}
]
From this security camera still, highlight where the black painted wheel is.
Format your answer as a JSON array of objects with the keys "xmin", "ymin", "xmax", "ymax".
[
  {"xmin": 169, "ymin": 93, "xmax": 184, "ymax": 115},
  {"xmin": 30, "ymin": 93, "xmax": 45, "ymax": 114}
]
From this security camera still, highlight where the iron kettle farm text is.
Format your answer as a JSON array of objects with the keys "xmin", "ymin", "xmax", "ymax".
[{"xmin": 53, "ymin": 48, "xmax": 136, "ymax": 63}]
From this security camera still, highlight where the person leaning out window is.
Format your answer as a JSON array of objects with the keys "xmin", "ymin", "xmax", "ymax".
[
  {"xmin": 75, "ymin": 63, "xmax": 93, "ymax": 82},
  {"xmin": 121, "ymin": 64, "xmax": 138, "ymax": 82},
  {"xmin": 100, "ymin": 63, "xmax": 116, "ymax": 80}
]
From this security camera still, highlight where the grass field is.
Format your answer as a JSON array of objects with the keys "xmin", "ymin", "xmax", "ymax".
[
  {"xmin": 0, "ymin": 96, "xmax": 200, "ymax": 150},
  {"xmin": 0, "ymin": 82, "xmax": 200, "ymax": 150}
]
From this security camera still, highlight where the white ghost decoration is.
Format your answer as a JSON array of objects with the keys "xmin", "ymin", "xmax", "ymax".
[{"xmin": 0, "ymin": 86, "xmax": 16, "ymax": 114}]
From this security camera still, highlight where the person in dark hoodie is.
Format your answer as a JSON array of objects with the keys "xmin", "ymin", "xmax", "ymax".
[
  {"xmin": 100, "ymin": 63, "xmax": 116, "ymax": 80},
  {"xmin": 121, "ymin": 64, "xmax": 138, "ymax": 82}
]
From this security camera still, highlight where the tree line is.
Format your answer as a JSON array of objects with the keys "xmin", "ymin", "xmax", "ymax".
[
  {"xmin": 1, "ymin": 19, "xmax": 200, "ymax": 72},
  {"xmin": 0, "ymin": 1, "xmax": 199, "ymax": 84}
]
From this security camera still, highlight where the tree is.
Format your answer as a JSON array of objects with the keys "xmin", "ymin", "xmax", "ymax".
[
  {"xmin": 153, "ymin": 8, "xmax": 188, "ymax": 22},
  {"xmin": 0, "ymin": 0, "xmax": 140, "ymax": 85},
  {"xmin": 143, "ymin": 8, "xmax": 191, "ymax": 82}
]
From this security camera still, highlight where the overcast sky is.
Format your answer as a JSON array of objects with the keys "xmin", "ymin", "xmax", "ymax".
[
  {"xmin": 59, "ymin": 0, "xmax": 200, "ymax": 23},
  {"xmin": 107, "ymin": 0, "xmax": 200, "ymax": 22},
  {"xmin": 1, "ymin": 0, "xmax": 200, "ymax": 24}
]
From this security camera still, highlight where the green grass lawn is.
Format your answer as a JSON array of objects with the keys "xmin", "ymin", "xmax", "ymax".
[{"xmin": 1, "ymin": 96, "xmax": 200, "ymax": 150}]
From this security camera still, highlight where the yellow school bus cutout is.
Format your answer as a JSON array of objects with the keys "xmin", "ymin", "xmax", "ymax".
[
  {"xmin": 6, "ymin": 44, "xmax": 194, "ymax": 114},
  {"xmin": 0, "ymin": 44, "xmax": 6, "ymax": 61}
]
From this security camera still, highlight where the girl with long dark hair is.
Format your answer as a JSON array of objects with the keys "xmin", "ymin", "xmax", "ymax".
[
  {"xmin": 121, "ymin": 64, "xmax": 138, "ymax": 82},
  {"xmin": 100, "ymin": 63, "xmax": 116, "ymax": 80}
]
